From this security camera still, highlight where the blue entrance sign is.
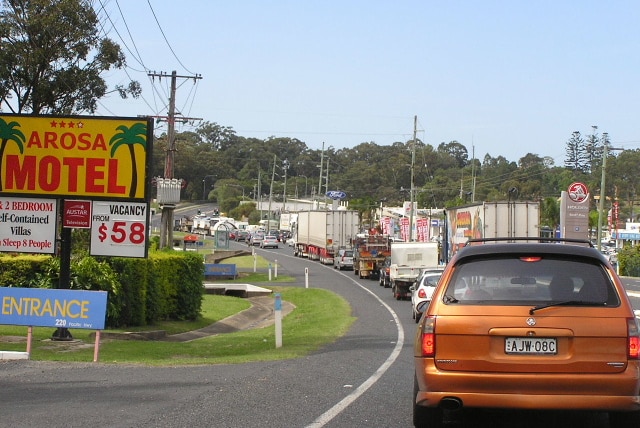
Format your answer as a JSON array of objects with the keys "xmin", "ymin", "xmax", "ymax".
[{"xmin": 0, "ymin": 287, "xmax": 108, "ymax": 330}]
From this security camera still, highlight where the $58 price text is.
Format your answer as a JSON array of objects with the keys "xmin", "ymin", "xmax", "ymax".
[{"xmin": 97, "ymin": 221, "xmax": 145, "ymax": 244}]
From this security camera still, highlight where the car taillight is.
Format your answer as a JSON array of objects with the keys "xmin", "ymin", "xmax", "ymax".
[
  {"xmin": 418, "ymin": 288, "xmax": 427, "ymax": 298},
  {"xmin": 628, "ymin": 318, "xmax": 640, "ymax": 359},
  {"xmin": 421, "ymin": 316, "xmax": 436, "ymax": 357}
]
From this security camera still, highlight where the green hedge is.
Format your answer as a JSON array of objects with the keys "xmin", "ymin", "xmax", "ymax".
[
  {"xmin": 0, "ymin": 252, "xmax": 204, "ymax": 328},
  {"xmin": 618, "ymin": 246, "xmax": 640, "ymax": 277}
]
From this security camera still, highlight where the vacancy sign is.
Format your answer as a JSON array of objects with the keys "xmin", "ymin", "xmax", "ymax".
[
  {"xmin": 0, "ymin": 197, "xmax": 57, "ymax": 254},
  {"xmin": 90, "ymin": 201, "xmax": 148, "ymax": 258}
]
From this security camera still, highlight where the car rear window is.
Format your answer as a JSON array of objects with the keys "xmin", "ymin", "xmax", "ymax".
[
  {"xmin": 344, "ymin": 250, "xmax": 353, "ymax": 257},
  {"xmin": 443, "ymin": 255, "xmax": 620, "ymax": 306}
]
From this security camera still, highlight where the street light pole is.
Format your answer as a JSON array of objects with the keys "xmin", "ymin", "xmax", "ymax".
[
  {"xmin": 282, "ymin": 159, "xmax": 289, "ymax": 211},
  {"xmin": 596, "ymin": 137, "xmax": 622, "ymax": 251}
]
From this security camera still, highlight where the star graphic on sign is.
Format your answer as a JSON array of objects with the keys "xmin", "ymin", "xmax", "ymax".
[
  {"xmin": 68, "ymin": 121, "xmax": 75, "ymax": 128},
  {"xmin": 50, "ymin": 120, "xmax": 58, "ymax": 127},
  {"xmin": 59, "ymin": 121, "xmax": 66, "ymax": 128},
  {"xmin": 77, "ymin": 121, "xmax": 84, "ymax": 128}
]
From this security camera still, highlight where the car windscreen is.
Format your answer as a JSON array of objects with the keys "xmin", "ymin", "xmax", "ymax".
[
  {"xmin": 443, "ymin": 255, "xmax": 620, "ymax": 306},
  {"xmin": 421, "ymin": 273, "xmax": 442, "ymax": 287}
]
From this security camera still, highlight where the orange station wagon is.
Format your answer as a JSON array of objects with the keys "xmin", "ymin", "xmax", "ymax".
[{"xmin": 413, "ymin": 238, "xmax": 640, "ymax": 428}]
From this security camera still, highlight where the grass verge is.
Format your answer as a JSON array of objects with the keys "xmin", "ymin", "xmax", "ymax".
[{"xmin": 0, "ymin": 286, "xmax": 355, "ymax": 365}]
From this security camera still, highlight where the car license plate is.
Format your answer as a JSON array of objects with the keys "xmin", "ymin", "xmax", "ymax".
[{"xmin": 505, "ymin": 337, "xmax": 557, "ymax": 355}]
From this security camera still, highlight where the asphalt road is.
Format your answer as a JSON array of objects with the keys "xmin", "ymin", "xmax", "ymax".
[{"xmin": 1, "ymin": 240, "xmax": 638, "ymax": 428}]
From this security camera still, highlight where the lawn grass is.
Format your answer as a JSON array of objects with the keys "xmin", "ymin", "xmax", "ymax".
[{"xmin": 0, "ymin": 287, "xmax": 355, "ymax": 365}]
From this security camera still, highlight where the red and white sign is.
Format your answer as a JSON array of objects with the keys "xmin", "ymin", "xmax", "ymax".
[
  {"xmin": 568, "ymin": 182, "xmax": 589, "ymax": 203},
  {"xmin": 63, "ymin": 199, "xmax": 92, "ymax": 228},
  {"xmin": 90, "ymin": 201, "xmax": 148, "ymax": 258},
  {"xmin": 0, "ymin": 197, "xmax": 57, "ymax": 254}
]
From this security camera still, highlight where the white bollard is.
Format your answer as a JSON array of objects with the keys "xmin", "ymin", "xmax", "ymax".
[
  {"xmin": 305, "ymin": 267, "xmax": 309, "ymax": 288},
  {"xmin": 275, "ymin": 293, "xmax": 282, "ymax": 348},
  {"xmin": 253, "ymin": 253, "xmax": 257, "ymax": 272},
  {"xmin": 268, "ymin": 263, "xmax": 272, "ymax": 281},
  {"xmin": 274, "ymin": 260, "xmax": 278, "ymax": 278}
]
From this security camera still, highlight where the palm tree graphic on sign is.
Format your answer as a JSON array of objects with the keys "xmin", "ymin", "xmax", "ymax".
[
  {"xmin": 0, "ymin": 118, "xmax": 26, "ymax": 191},
  {"xmin": 109, "ymin": 123, "xmax": 147, "ymax": 198}
]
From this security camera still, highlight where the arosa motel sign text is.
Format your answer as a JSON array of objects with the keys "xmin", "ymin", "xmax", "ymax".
[
  {"xmin": 0, "ymin": 114, "xmax": 152, "ymax": 200},
  {"xmin": 326, "ymin": 190, "xmax": 346, "ymax": 200}
]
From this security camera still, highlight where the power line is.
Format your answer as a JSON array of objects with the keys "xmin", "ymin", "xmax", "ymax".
[{"xmin": 146, "ymin": 0, "xmax": 197, "ymax": 75}]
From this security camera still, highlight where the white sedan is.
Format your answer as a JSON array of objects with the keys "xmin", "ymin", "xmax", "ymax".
[
  {"xmin": 410, "ymin": 269, "xmax": 444, "ymax": 323},
  {"xmin": 260, "ymin": 235, "xmax": 279, "ymax": 249}
]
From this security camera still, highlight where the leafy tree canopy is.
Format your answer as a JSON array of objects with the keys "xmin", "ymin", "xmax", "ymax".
[{"xmin": 0, "ymin": 0, "xmax": 139, "ymax": 114}]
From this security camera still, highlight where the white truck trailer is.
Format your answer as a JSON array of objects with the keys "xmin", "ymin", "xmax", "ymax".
[
  {"xmin": 293, "ymin": 210, "xmax": 359, "ymax": 265},
  {"xmin": 445, "ymin": 201, "xmax": 540, "ymax": 260},
  {"xmin": 389, "ymin": 241, "xmax": 440, "ymax": 300}
]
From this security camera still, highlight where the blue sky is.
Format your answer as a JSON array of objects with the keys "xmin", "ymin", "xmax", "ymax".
[{"xmin": 95, "ymin": 1, "xmax": 640, "ymax": 166}]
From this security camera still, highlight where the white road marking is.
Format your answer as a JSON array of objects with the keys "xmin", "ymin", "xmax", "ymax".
[{"xmin": 305, "ymin": 267, "xmax": 404, "ymax": 428}]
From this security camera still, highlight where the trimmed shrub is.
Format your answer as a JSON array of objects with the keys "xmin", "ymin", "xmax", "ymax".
[{"xmin": 0, "ymin": 251, "xmax": 204, "ymax": 328}]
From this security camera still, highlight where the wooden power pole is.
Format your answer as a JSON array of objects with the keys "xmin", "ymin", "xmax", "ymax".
[{"xmin": 148, "ymin": 70, "xmax": 202, "ymax": 248}]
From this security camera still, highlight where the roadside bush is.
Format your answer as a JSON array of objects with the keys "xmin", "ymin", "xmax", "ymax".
[
  {"xmin": 70, "ymin": 257, "xmax": 122, "ymax": 326},
  {"xmin": 0, "ymin": 252, "xmax": 205, "ymax": 327},
  {"xmin": 148, "ymin": 252, "xmax": 204, "ymax": 321},
  {"xmin": 618, "ymin": 246, "xmax": 640, "ymax": 277},
  {"xmin": 0, "ymin": 254, "xmax": 55, "ymax": 288},
  {"xmin": 104, "ymin": 257, "xmax": 149, "ymax": 327}
]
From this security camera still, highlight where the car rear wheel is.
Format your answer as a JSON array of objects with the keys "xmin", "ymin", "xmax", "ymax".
[{"xmin": 413, "ymin": 375, "xmax": 443, "ymax": 428}]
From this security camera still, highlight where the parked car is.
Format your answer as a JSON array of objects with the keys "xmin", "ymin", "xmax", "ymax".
[
  {"xmin": 234, "ymin": 230, "xmax": 249, "ymax": 242},
  {"xmin": 378, "ymin": 256, "xmax": 391, "ymax": 288},
  {"xmin": 413, "ymin": 238, "xmax": 640, "ymax": 428},
  {"xmin": 409, "ymin": 268, "xmax": 444, "ymax": 323},
  {"xmin": 260, "ymin": 235, "xmax": 279, "ymax": 249},
  {"xmin": 334, "ymin": 249, "xmax": 354, "ymax": 270}
]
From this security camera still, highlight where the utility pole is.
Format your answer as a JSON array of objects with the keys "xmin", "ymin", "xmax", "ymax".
[
  {"xmin": 323, "ymin": 157, "xmax": 330, "ymax": 208},
  {"xmin": 148, "ymin": 71, "xmax": 202, "ymax": 249},
  {"xmin": 257, "ymin": 168, "xmax": 263, "ymax": 222},
  {"xmin": 596, "ymin": 134, "xmax": 623, "ymax": 251},
  {"xmin": 409, "ymin": 115, "xmax": 417, "ymax": 242},
  {"xmin": 282, "ymin": 159, "xmax": 289, "ymax": 211},
  {"xmin": 317, "ymin": 142, "xmax": 324, "ymax": 210},
  {"xmin": 268, "ymin": 155, "xmax": 276, "ymax": 232}
]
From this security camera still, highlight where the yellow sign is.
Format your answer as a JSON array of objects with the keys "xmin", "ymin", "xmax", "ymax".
[{"xmin": 0, "ymin": 115, "xmax": 152, "ymax": 200}]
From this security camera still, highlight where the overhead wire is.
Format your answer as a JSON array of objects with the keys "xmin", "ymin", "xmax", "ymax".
[
  {"xmin": 94, "ymin": 0, "xmax": 164, "ymax": 117},
  {"xmin": 146, "ymin": 0, "xmax": 197, "ymax": 76}
]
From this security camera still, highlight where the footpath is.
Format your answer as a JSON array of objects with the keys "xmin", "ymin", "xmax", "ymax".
[{"xmin": 164, "ymin": 294, "xmax": 295, "ymax": 342}]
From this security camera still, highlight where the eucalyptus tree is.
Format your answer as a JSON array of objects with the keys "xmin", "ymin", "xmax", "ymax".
[
  {"xmin": 196, "ymin": 121, "xmax": 237, "ymax": 151},
  {"xmin": 0, "ymin": 0, "xmax": 139, "ymax": 114},
  {"xmin": 437, "ymin": 140, "xmax": 469, "ymax": 168},
  {"xmin": 608, "ymin": 149, "xmax": 640, "ymax": 221}
]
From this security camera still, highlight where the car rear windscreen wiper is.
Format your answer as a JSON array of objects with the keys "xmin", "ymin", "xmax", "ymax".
[
  {"xmin": 529, "ymin": 300, "xmax": 608, "ymax": 315},
  {"xmin": 443, "ymin": 295, "xmax": 459, "ymax": 304}
]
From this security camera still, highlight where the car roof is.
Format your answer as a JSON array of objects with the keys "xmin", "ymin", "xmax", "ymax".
[{"xmin": 455, "ymin": 239, "xmax": 607, "ymax": 264}]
